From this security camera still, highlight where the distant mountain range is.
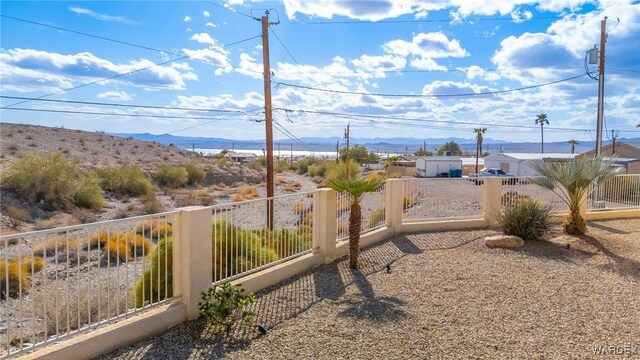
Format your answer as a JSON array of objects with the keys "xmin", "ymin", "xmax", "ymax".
[{"xmin": 112, "ymin": 132, "xmax": 640, "ymax": 155}]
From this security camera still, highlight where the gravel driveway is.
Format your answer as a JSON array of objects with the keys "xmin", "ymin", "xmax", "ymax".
[{"xmin": 101, "ymin": 219, "xmax": 640, "ymax": 359}]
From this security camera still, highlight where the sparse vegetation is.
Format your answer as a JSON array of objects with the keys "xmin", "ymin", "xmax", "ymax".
[
  {"xmin": 4, "ymin": 205, "xmax": 29, "ymax": 227},
  {"xmin": 155, "ymin": 163, "xmax": 189, "ymax": 188},
  {"xmin": 1, "ymin": 256, "xmax": 43, "ymax": 299},
  {"xmin": 199, "ymin": 283, "xmax": 256, "ymax": 337},
  {"xmin": 184, "ymin": 160, "xmax": 205, "ymax": 185},
  {"xmin": 96, "ymin": 165, "xmax": 154, "ymax": 196}
]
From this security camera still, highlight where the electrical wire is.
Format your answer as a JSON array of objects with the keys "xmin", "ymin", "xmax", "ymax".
[
  {"xmin": 269, "ymin": 28, "xmax": 299, "ymax": 64},
  {"xmin": 203, "ymin": 0, "xmax": 260, "ymax": 21},
  {"xmin": 273, "ymin": 119, "xmax": 314, "ymax": 151},
  {"xmin": 295, "ymin": 15, "xmax": 563, "ymax": 25},
  {"xmin": 273, "ymin": 73, "xmax": 589, "ymax": 98},
  {"xmin": 0, "ymin": 96, "xmax": 257, "ymax": 115}
]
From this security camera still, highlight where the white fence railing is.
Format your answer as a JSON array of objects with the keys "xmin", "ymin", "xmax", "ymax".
[
  {"xmin": 335, "ymin": 184, "xmax": 386, "ymax": 242},
  {"xmin": 402, "ymin": 178, "xmax": 483, "ymax": 223},
  {"xmin": 0, "ymin": 211, "xmax": 177, "ymax": 358},
  {"xmin": 588, "ymin": 174, "xmax": 640, "ymax": 211},
  {"xmin": 207, "ymin": 192, "xmax": 315, "ymax": 285},
  {"xmin": 501, "ymin": 177, "xmax": 567, "ymax": 213}
]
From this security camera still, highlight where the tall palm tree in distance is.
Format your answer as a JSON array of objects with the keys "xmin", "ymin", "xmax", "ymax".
[
  {"xmin": 474, "ymin": 128, "xmax": 487, "ymax": 173},
  {"xmin": 535, "ymin": 113, "xmax": 549, "ymax": 153},
  {"xmin": 568, "ymin": 139, "xmax": 579, "ymax": 154}
]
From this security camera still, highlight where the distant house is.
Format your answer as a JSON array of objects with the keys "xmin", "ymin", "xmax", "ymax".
[
  {"xmin": 416, "ymin": 156, "xmax": 463, "ymax": 177},
  {"xmin": 484, "ymin": 153, "xmax": 576, "ymax": 176},
  {"xmin": 461, "ymin": 157, "xmax": 484, "ymax": 176},
  {"xmin": 578, "ymin": 142, "xmax": 640, "ymax": 174},
  {"xmin": 386, "ymin": 159, "xmax": 416, "ymax": 177},
  {"xmin": 226, "ymin": 152, "xmax": 258, "ymax": 163}
]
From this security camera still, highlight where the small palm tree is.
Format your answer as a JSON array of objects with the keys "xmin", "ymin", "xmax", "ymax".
[
  {"xmin": 529, "ymin": 156, "xmax": 618, "ymax": 235},
  {"xmin": 568, "ymin": 139, "xmax": 579, "ymax": 154},
  {"xmin": 328, "ymin": 177, "xmax": 385, "ymax": 269},
  {"xmin": 474, "ymin": 128, "xmax": 487, "ymax": 173},
  {"xmin": 535, "ymin": 113, "xmax": 549, "ymax": 153}
]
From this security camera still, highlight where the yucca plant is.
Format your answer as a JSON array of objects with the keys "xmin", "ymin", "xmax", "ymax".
[
  {"xmin": 529, "ymin": 156, "xmax": 618, "ymax": 235},
  {"xmin": 328, "ymin": 177, "xmax": 385, "ymax": 269}
]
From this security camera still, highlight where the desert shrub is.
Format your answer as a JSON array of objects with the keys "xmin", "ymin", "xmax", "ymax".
[
  {"xmin": 141, "ymin": 192, "xmax": 164, "ymax": 214},
  {"xmin": 5, "ymin": 205, "xmax": 29, "ymax": 227},
  {"xmin": 368, "ymin": 207, "xmax": 385, "ymax": 228},
  {"xmin": 89, "ymin": 231, "xmax": 151, "ymax": 263},
  {"xmin": 402, "ymin": 196, "xmax": 412, "ymax": 211},
  {"xmin": 292, "ymin": 201, "xmax": 306, "ymax": 214},
  {"xmin": 199, "ymin": 283, "xmax": 256, "ymax": 337},
  {"xmin": 73, "ymin": 173, "xmax": 104, "ymax": 210},
  {"xmin": 0, "ymin": 256, "xmax": 43, "ymax": 299},
  {"xmin": 275, "ymin": 177, "xmax": 287, "ymax": 186},
  {"xmin": 498, "ymin": 199, "xmax": 551, "ymax": 241},
  {"xmin": 307, "ymin": 160, "xmax": 334, "ymax": 178},
  {"xmin": 135, "ymin": 220, "xmax": 173, "ymax": 240},
  {"xmin": 135, "ymin": 236, "xmax": 173, "ymax": 307},
  {"xmin": 365, "ymin": 171, "xmax": 386, "ymax": 182},
  {"xmin": 72, "ymin": 208, "xmax": 98, "ymax": 224},
  {"xmin": 232, "ymin": 194, "xmax": 248, "ymax": 202},
  {"xmin": 212, "ymin": 220, "xmax": 278, "ymax": 281},
  {"xmin": 233, "ymin": 186, "xmax": 258, "ymax": 200},
  {"xmin": 34, "ymin": 237, "xmax": 78, "ymax": 257},
  {"xmin": 96, "ymin": 165, "xmax": 154, "ymax": 196},
  {"xmin": 2, "ymin": 152, "xmax": 103, "ymax": 209},
  {"xmin": 294, "ymin": 157, "xmax": 319, "ymax": 175},
  {"xmin": 104, "ymin": 239, "xmax": 131, "ymax": 263},
  {"xmin": 155, "ymin": 163, "xmax": 188, "ymax": 188},
  {"xmin": 281, "ymin": 184, "xmax": 297, "ymax": 192},
  {"xmin": 246, "ymin": 156, "xmax": 266, "ymax": 171},
  {"xmin": 326, "ymin": 160, "xmax": 360, "ymax": 181},
  {"xmin": 274, "ymin": 160, "xmax": 289, "ymax": 173},
  {"xmin": 184, "ymin": 161, "xmax": 205, "ymax": 185}
]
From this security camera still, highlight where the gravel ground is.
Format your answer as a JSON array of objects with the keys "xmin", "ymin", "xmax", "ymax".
[{"xmin": 100, "ymin": 218, "xmax": 640, "ymax": 359}]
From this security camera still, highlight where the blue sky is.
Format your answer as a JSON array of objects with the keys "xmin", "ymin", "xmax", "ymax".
[{"xmin": 1, "ymin": 0, "xmax": 639, "ymax": 143}]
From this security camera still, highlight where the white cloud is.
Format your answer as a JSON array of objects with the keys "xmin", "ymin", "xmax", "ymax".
[
  {"xmin": 69, "ymin": 7, "xmax": 137, "ymax": 24},
  {"xmin": 0, "ymin": 48, "xmax": 195, "ymax": 91},
  {"xmin": 384, "ymin": 32, "xmax": 468, "ymax": 59},
  {"xmin": 97, "ymin": 91, "xmax": 134, "ymax": 101},
  {"xmin": 236, "ymin": 53, "xmax": 264, "ymax": 79},
  {"xmin": 409, "ymin": 58, "xmax": 447, "ymax": 71},
  {"xmin": 422, "ymin": 80, "xmax": 494, "ymax": 96},
  {"xmin": 190, "ymin": 33, "xmax": 216, "ymax": 45},
  {"xmin": 510, "ymin": 9, "xmax": 533, "ymax": 23},
  {"xmin": 184, "ymin": 15, "xmax": 192, "ymax": 22},
  {"xmin": 206, "ymin": 22, "xmax": 217, "ymax": 28},
  {"xmin": 183, "ymin": 47, "xmax": 232, "ymax": 73},
  {"xmin": 203, "ymin": 10, "xmax": 210, "ymax": 17},
  {"xmin": 351, "ymin": 54, "xmax": 406, "ymax": 73},
  {"xmin": 461, "ymin": 65, "xmax": 486, "ymax": 80}
]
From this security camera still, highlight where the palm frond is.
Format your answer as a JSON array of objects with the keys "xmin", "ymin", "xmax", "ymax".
[{"xmin": 327, "ymin": 177, "xmax": 385, "ymax": 203}]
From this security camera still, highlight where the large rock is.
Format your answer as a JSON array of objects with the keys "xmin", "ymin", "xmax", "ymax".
[{"xmin": 485, "ymin": 235, "xmax": 525, "ymax": 249}]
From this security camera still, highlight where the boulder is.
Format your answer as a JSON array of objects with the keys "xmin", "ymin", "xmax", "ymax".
[{"xmin": 485, "ymin": 235, "xmax": 524, "ymax": 249}]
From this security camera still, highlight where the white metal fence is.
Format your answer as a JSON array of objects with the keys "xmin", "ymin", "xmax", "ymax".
[
  {"xmin": 588, "ymin": 174, "xmax": 640, "ymax": 211},
  {"xmin": 0, "ymin": 212, "xmax": 177, "ymax": 358},
  {"xmin": 402, "ymin": 178, "xmax": 483, "ymax": 223},
  {"xmin": 501, "ymin": 177, "xmax": 567, "ymax": 213},
  {"xmin": 335, "ymin": 184, "xmax": 386, "ymax": 242},
  {"xmin": 207, "ymin": 191, "xmax": 315, "ymax": 285}
]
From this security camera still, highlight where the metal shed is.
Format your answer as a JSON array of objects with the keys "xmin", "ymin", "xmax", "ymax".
[{"xmin": 416, "ymin": 156, "xmax": 463, "ymax": 177}]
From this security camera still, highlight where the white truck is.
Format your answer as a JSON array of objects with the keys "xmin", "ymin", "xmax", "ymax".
[{"xmin": 468, "ymin": 168, "xmax": 516, "ymax": 185}]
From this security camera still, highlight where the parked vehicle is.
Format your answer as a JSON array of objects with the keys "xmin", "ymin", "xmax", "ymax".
[{"xmin": 469, "ymin": 168, "xmax": 516, "ymax": 185}]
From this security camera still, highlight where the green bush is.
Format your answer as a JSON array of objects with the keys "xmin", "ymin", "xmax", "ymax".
[
  {"xmin": 294, "ymin": 157, "xmax": 319, "ymax": 175},
  {"xmin": 498, "ymin": 199, "xmax": 551, "ymax": 241},
  {"xmin": 368, "ymin": 207, "xmax": 385, "ymax": 228},
  {"xmin": 135, "ymin": 236, "xmax": 173, "ymax": 307},
  {"xmin": 2, "ymin": 152, "xmax": 103, "ymax": 209},
  {"xmin": 96, "ymin": 165, "xmax": 153, "ymax": 196},
  {"xmin": 326, "ymin": 160, "xmax": 360, "ymax": 181},
  {"xmin": 73, "ymin": 173, "xmax": 104, "ymax": 209},
  {"xmin": 199, "ymin": 283, "xmax": 256, "ymax": 337},
  {"xmin": 154, "ymin": 163, "xmax": 188, "ymax": 188},
  {"xmin": 257, "ymin": 227, "xmax": 312, "ymax": 258},
  {"xmin": 184, "ymin": 161, "xmax": 205, "ymax": 185}
]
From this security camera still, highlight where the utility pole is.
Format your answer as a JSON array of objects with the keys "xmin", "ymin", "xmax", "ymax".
[
  {"xmin": 290, "ymin": 144, "xmax": 293, "ymax": 164},
  {"xmin": 261, "ymin": 11, "xmax": 279, "ymax": 230},
  {"xmin": 595, "ymin": 16, "xmax": 608, "ymax": 157},
  {"xmin": 344, "ymin": 124, "xmax": 350, "ymax": 178},
  {"xmin": 336, "ymin": 140, "xmax": 340, "ymax": 164},
  {"xmin": 611, "ymin": 130, "xmax": 619, "ymax": 155}
]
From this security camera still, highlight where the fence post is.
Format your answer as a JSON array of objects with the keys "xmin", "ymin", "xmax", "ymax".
[
  {"xmin": 313, "ymin": 188, "xmax": 337, "ymax": 264},
  {"xmin": 386, "ymin": 179, "xmax": 404, "ymax": 235},
  {"xmin": 173, "ymin": 206, "xmax": 213, "ymax": 320},
  {"xmin": 482, "ymin": 177, "xmax": 502, "ymax": 226}
]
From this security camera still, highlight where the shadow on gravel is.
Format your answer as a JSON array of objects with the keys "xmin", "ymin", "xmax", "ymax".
[
  {"xmin": 580, "ymin": 234, "xmax": 640, "ymax": 280},
  {"xmin": 588, "ymin": 221, "xmax": 633, "ymax": 235},
  {"xmin": 337, "ymin": 270, "xmax": 406, "ymax": 322}
]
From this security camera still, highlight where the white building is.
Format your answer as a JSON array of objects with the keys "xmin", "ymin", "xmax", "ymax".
[
  {"xmin": 416, "ymin": 156, "xmax": 463, "ymax": 177},
  {"xmin": 484, "ymin": 153, "xmax": 576, "ymax": 176}
]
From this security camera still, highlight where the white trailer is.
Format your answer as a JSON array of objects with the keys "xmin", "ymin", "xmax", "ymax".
[{"xmin": 415, "ymin": 156, "xmax": 463, "ymax": 177}]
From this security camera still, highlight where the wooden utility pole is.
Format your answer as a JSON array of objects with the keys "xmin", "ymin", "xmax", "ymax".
[
  {"xmin": 611, "ymin": 130, "xmax": 619, "ymax": 155},
  {"xmin": 261, "ymin": 11, "xmax": 278, "ymax": 230},
  {"xmin": 595, "ymin": 17, "xmax": 607, "ymax": 157},
  {"xmin": 344, "ymin": 124, "xmax": 350, "ymax": 178}
]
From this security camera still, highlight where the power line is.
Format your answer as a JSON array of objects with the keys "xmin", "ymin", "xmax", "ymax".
[
  {"xmin": 273, "ymin": 73, "xmax": 589, "ymax": 98},
  {"xmin": 202, "ymin": 0, "xmax": 260, "ymax": 21},
  {"xmin": 269, "ymin": 28, "xmax": 299, "ymax": 64},
  {"xmin": 1, "ymin": 107, "xmax": 256, "ymax": 122},
  {"xmin": 0, "ymin": 96, "xmax": 258, "ymax": 115},
  {"xmin": 273, "ymin": 66, "xmax": 587, "ymax": 75},
  {"xmin": 273, "ymin": 119, "xmax": 314, "ymax": 151}
]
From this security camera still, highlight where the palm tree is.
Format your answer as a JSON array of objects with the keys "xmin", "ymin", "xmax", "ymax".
[
  {"xmin": 473, "ymin": 128, "xmax": 487, "ymax": 173},
  {"xmin": 328, "ymin": 177, "xmax": 385, "ymax": 269},
  {"xmin": 529, "ymin": 156, "xmax": 618, "ymax": 235},
  {"xmin": 535, "ymin": 113, "xmax": 549, "ymax": 153},
  {"xmin": 568, "ymin": 139, "xmax": 579, "ymax": 154}
]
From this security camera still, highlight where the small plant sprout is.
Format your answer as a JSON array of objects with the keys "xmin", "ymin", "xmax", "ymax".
[{"xmin": 199, "ymin": 283, "xmax": 257, "ymax": 337}]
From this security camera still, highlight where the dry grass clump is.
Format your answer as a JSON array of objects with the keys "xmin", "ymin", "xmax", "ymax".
[
  {"xmin": 1, "ymin": 256, "xmax": 44, "ymax": 299},
  {"xmin": 34, "ymin": 217, "xmax": 80, "ymax": 230},
  {"xmin": 34, "ymin": 237, "xmax": 78, "ymax": 257},
  {"xmin": 100, "ymin": 232, "xmax": 152, "ymax": 264},
  {"xmin": 5, "ymin": 205, "xmax": 29, "ymax": 227},
  {"xmin": 292, "ymin": 201, "xmax": 307, "ymax": 214},
  {"xmin": 282, "ymin": 184, "xmax": 297, "ymax": 192},
  {"xmin": 141, "ymin": 192, "xmax": 165, "ymax": 214},
  {"xmin": 232, "ymin": 194, "xmax": 248, "ymax": 202},
  {"xmin": 234, "ymin": 186, "xmax": 259, "ymax": 199},
  {"xmin": 275, "ymin": 177, "xmax": 287, "ymax": 186},
  {"xmin": 135, "ymin": 220, "xmax": 173, "ymax": 240},
  {"xmin": 365, "ymin": 170, "xmax": 386, "ymax": 182}
]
